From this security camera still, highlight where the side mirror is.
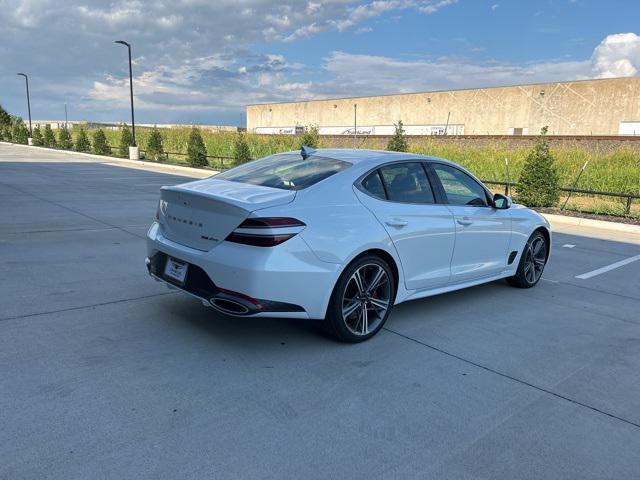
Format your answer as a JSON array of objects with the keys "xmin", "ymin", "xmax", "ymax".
[{"xmin": 493, "ymin": 193, "xmax": 512, "ymax": 209}]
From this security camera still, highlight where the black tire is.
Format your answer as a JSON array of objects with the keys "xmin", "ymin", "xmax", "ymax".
[
  {"xmin": 507, "ymin": 230, "xmax": 548, "ymax": 288},
  {"xmin": 324, "ymin": 255, "xmax": 396, "ymax": 343}
]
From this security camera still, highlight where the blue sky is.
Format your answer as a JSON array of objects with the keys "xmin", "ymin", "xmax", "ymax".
[{"xmin": 1, "ymin": 0, "xmax": 639, "ymax": 125}]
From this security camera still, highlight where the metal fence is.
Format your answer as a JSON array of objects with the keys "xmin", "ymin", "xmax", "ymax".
[
  {"xmin": 147, "ymin": 150, "xmax": 233, "ymax": 168},
  {"xmin": 483, "ymin": 180, "xmax": 640, "ymax": 216}
]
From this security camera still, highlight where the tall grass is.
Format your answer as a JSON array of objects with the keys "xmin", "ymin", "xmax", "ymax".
[{"xmin": 90, "ymin": 127, "xmax": 640, "ymax": 195}]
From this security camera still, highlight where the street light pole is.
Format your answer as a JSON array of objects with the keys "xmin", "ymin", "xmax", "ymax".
[
  {"xmin": 353, "ymin": 104, "xmax": 357, "ymax": 148},
  {"xmin": 114, "ymin": 40, "xmax": 136, "ymax": 147},
  {"xmin": 17, "ymin": 73, "xmax": 32, "ymax": 137},
  {"xmin": 64, "ymin": 103, "xmax": 68, "ymax": 129}
]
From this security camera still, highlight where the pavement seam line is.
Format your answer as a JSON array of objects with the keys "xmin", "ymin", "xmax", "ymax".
[
  {"xmin": 0, "ymin": 180, "xmax": 147, "ymax": 240},
  {"xmin": 2, "ymin": 225, "xmax": 150, "ymax": 236},
  {"xmin": 382, "ymin": 326, "xmax": 640, "ymax": 430},
  {"xmin": 0, "ymin": 291, "xmax": 177, "ymax": 323}
]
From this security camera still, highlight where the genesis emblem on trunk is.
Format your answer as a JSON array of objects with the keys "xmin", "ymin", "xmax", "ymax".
[{"xmin": 168, "ymin": 215, "xmax": 203, "ymax": 228}]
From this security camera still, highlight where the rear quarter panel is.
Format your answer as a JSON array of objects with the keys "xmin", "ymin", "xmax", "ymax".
[{"xmin": 253, "ymin": 173, "xmax": 407, "ymax": 313}]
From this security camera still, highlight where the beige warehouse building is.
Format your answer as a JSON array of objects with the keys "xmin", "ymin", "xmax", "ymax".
[{"xmin": 246, "ymin": 77, "xmax": 640, "ymax": 136}]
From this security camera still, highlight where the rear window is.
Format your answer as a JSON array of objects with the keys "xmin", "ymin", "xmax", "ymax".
[{"xmin": 216, "ymin": 153, "xmax": 351, "ymax": 191}]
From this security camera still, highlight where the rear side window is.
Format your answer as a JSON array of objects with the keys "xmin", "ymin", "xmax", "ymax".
[
  {"xmin": 362, "ymin": 171, "xmax": 386, "ymax": 200},
  {"xmin": 378, "ymin": 163, "xmax": 435, "ymax": 204},
  {"xmin": 216, "ymin": 153, "xmax": 351, "ymax": 191}
]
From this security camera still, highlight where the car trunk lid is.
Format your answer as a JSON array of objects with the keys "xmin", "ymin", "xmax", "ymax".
[{"xmin": 159, "ymin": 179, "xmax": 296, "ymax": 251}]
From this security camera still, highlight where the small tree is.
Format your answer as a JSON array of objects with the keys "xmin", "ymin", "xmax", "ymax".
[
  {"xmin": 58, "ymin": 127, "xmax": 73, "ymax": 150},
  {"xmin": 516, "ymin": 126, "xmax": 560, "ymax": 207},
  {"xmin": 387, "ymin": 120, "xmax": 408, "ymax": 152},
  {"xmin": 186, "ymin": 127, "xmax": 207, "ymax": 167},
  {"xmin": 299, "ymin": 125, "xmax": 320, "ymax": 148},
  {"xmin": 0, "ymin": 104, "xmax": 11, "ymax": 127},
  {"xmin": 12, "ymin": 120, "xmax": 29, "ymax": 144},
  {"xmin": 73, "ymin": 127, "xmax": 91, "ymax": 152},
  {"xmin": 146, "ymin": 127, "xmax": 165, "ymax": 161},
  {"xmin": 74, "ymin": 127, "xmax": 91, "ymax": 152},
  {"xmin": 233, "ymin": 132, "xmax": 252, "ymax": 165},
  {"xmin": 117, "ymin": 124, "xmax": 134, "ymax": 157},
  {"xmin": 43, "ymin": 125, "xmax": 57, "ymax": 148},
  {"xmin": 2, "ymin": 125, "xmax": 13, "ymax": 142},
  {"xmin": 32, "ymin": 126, "xmax": 44, "ymax": 146},
  {"xmin": 93, "ymin": 129, "xmax": 111, "ymax": 155}
]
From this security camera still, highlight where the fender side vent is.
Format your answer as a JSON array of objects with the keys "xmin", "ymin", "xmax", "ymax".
[{"xmin": 508, "ymin": 251, "xmax": 518, "ymax": 265}]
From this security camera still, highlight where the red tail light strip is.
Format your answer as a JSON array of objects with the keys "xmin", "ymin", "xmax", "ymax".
[
  {"xmin": 238, "ymin": 217, "xmax": 306, "ymax": 228},
  {"xmin": 225, "ymin": 217, "xmax": 305, "ymax": 247},
  {"xmin": 225, "ymin": 232, "xmax": 296, "ymax": 247}
]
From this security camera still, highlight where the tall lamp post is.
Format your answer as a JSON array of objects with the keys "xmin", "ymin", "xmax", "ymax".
[
  {"xmin": 17, "ymin": 73, "xmax": 32, "ymax": 140},
  {"xmin": 114, "ymin": 40, "xmax": 138, "ymax": 159}
]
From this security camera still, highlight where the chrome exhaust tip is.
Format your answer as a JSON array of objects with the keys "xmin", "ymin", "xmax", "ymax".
[{"xmin": 210, "ymin": 297, "xmax": 251, "ymax": 315}]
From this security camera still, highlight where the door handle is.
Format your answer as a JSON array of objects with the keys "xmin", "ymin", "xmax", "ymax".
[
  {"xmin": 385, "ymin": 219, "xmax": 408, "ymax": 227},
  {"xmin": 457, "ymin": 217, "xmax": 473, "ymax": 226}
]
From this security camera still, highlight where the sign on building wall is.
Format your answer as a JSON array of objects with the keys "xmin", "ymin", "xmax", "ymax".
[
  {"xmin": 254, "ymin": 124, "xmax": 465, "ymax": 135},
  {"xmin": 619, "ymin": 122, "xmax": 640, "ymax": 135}
]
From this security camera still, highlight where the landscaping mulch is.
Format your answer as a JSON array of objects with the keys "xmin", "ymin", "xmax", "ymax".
[{"xmin": 536, "ymin": 207, "xmax": 640, "ymax": 226}]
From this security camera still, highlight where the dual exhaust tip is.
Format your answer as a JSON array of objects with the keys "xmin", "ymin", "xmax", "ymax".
[{"xmin": 209, "ymin": 294, "xmax": 257, "ymax": 316}]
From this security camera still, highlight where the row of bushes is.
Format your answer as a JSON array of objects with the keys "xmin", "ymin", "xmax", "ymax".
[{"xmin": 0, "ymin": 102, "xmax": 629, "ymax": 210}]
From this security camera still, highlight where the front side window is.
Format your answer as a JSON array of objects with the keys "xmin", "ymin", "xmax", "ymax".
[
  {"xmin": 216, "ymin": 153, "xmax": 351, "ymax": 191},
  {"xmin": 432, "ymin": 164, "xmax": 488, "ymax": 207},
  {"xmin": 378, "ymin": 163, "xmax": 435, "ymax": 204}
]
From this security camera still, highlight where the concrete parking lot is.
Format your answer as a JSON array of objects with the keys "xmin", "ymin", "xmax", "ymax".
[{"xmin": 1, "ymin": 143, "xmax": 639, "ymax": 479}]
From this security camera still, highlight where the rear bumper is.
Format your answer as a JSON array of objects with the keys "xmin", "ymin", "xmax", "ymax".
[{"xmin": 146, "ymin": 222, "xmax": 341, "ymax": 319}]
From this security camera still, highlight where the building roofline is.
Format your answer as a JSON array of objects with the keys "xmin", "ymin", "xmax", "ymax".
[{"xmin": 246, "ymin": 76, "xmax": 639, "ymax": 107}]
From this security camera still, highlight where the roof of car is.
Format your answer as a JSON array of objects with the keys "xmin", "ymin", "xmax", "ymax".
[{"xmin": 284, "ymin": 148, "xmax": 456, "ymax": 167}]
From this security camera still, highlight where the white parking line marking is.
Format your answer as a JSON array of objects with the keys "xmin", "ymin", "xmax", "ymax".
[
  {"xmin": 562, "ymin": 244, "xmax": 576, "ymax": 248},
  {"xmin": 575, "ymin": 254, "xmax": 640, "ymax": 280}
]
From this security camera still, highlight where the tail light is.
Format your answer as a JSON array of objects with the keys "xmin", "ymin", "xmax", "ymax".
[{"xmin": 225, "ymin": 217, "xmax": 305, "ymax": 247}]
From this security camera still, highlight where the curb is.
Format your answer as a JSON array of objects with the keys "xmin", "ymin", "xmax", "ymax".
[
  {"xmin": 543, "ymin": 213, "xmax": 640, "ymax": 235},
  {"xmin": 0, "ymin": 141, "xmax": 216, "ymax": 178}
]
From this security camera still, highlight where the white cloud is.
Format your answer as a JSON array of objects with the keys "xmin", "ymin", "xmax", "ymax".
[
  {"xmin": 591, "ymin": 32, "xmax": 640, "ymax": 78},
  {"xmin": 2, "ymin": 0, "xmax": 639, "ymax": 125},
  {"xmin": 83, "ymin": 31, "xmax": 640, "ymax": 122}
]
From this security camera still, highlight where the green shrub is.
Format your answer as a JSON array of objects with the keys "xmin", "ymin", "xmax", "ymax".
[
  {"xmin": 299, "ymin": 125, "xmax": 320, "ymax": 149},
  {"xmin": 74, "ymin": 127, "xmax": 91, "ymax": 152},
  {"xmin": 0, "ymin": 104, "xmax": 11, "ymax": 127},
  {"xmin": 32, "ymin": 126, "xmax": 43, "ymax": 146},
  {"xmin": 92, "ymin": 129, "xmax": 111, "ymax": 155},
  {"xmin": 146, "ymin": 127, "xmax": 165, "ymax": 161},
  {"xmin": 186, "ymin": 127, "xmax": 208, "ymax": 167},
  {"xmin": 58, "ymin": 127, "xmax": 73, "ymax": 150},
  {"xmin": 387, "ymin": 120, "xmax": 408, "ymax": 152},
  {"xmin": 43, "ymin": 125, "xmax": 57, "ymax": 148},
  {"xmin": 233, "ymin": 132, "xmax": 252, "ymax": 165},
  {"xmin": 118, "ymin": 124, "xmax": 133, "ymax": 157},
  {"xmin": 2, "ymin": 125, "xmax": 13, "ymax": 142},
  {"xmin": 516, "ymin": 126, "xmax": 560, "ymax": 207},
  {"xmin": 12, "ymin": 120, "xmax": 29, "ymax": 144}
]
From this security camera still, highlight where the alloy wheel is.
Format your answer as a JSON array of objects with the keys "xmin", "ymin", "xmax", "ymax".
[
  {"xmin": 341, "ymin": 263, "xmax": 392, "ymax": 336},
  {"xmin": 524, "ymin": 236, "xmax": 547, "ymax": 284}
]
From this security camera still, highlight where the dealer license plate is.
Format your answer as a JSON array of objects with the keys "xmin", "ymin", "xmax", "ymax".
[{"xmin": 164, "ymin": 257, "xmax": 188, "ymax": 284}]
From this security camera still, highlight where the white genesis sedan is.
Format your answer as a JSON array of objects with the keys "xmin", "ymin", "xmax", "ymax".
[{"xmin": 146, "ymin": 147, "xmax": 551, "ymax": 342}]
